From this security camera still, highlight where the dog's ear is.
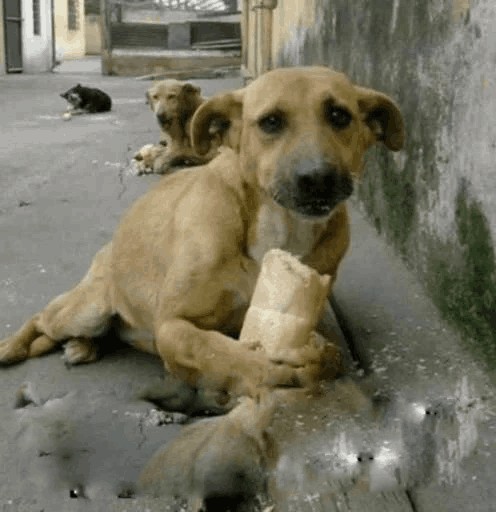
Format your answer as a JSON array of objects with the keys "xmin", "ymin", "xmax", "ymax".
[
  {"xmin": 182, "ymin": 82, "xmax": 201, "ymax": 95},
  {"xmin": 191, "ymin": 90, "xmax": 244, "ymax": 156},
  {"xmin": 355, "ymin": 86, "xmax": 405, "ymax": 151}
]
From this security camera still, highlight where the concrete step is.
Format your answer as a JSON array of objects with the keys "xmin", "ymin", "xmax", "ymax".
[{"xmin": 103, "ymin": 48, "xmax": 241, "ymax": 76}]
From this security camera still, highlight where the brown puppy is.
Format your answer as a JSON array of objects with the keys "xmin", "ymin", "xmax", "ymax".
[
  {"xmin": 133, "ymin": 79, "xmax": 213, "ymax": 175},
  {"xmin": 0, "ymin": 67, "xmax": 405, "ymax": 400}
]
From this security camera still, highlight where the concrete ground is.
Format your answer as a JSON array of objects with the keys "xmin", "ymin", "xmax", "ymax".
[{"xmin": 1, "ymin": 62, "xmax": 496, "ymax": 512}]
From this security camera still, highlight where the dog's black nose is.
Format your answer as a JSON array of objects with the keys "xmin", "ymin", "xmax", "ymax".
[
  {"xmin": 295, "ymin": 163, "xmax": 341, "ymax": 196},
  {"xmin": 156, "ymin": 112, "xmax": 169, "ymax": 125},
  {"xmin": 293, "ymin": 160, "xmax": 354, "ymax": 217}
]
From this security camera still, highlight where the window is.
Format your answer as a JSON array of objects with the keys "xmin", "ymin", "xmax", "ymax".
[
  {"xmin": 68, "ymin": 0, "xmax": 80, "ymax": 31},
  {"xmin": 33, "ymin": 0, "xmax": 41, "ymax": 35}
]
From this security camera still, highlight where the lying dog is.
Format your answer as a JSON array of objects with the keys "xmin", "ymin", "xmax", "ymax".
[
  {"xmin": 133, "ymin": 79, "xmax": 213, "ymax": 175},
  {"xmin": 60, "ymin": 83, "xmax": 112, "ymax": 115},
  {"xmin": 0, "ymin": 66, "xmax": 404, "ymax": 401}
]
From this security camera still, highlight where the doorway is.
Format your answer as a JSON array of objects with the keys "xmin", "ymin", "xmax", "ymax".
[{"xmin": 3, "ymin": 0, "xmax": 23, "ymax": 72}]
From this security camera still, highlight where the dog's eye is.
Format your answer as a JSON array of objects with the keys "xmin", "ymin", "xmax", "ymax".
[
  {"xmin": 325, "ymin": 105, "xmax": 352, "ymax": 129},
  {"xmin": 258, "ymin": 113, "xmax": 285, "ymax": 134},
  {"xmin": 152, "ymin": 94, "xmax": 158, "ymax": 100},
  {"xmin": 166, "ymin": 94, "xmax": 177, "ymax": 100}
]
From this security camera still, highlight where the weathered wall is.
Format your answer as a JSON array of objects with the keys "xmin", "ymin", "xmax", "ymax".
[
  {"xmin": 85, "ymin": 15, "xmax": 101, "ymax": 55},
  {"xmin": 270, "ymin": 0, "xmax": 496, "ymax": 363},
  {"xmin": 0, "ymin": 0, "xmax": 5, "ymax": 74},
  {"xmin": 54, "ymin": 0, "xmax": 86, "ymax": 58},
  {"xmin": 106, "ymin": 50, "xmax": 240, "ymax": 76},
  {"xmin": 245, "ymin": 5, "xmax": 256, "ymax": 74}
]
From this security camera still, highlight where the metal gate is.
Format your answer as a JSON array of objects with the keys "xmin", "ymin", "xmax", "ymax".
[{"xmin": 3, "ymin": 0, "xmax": 23, "ymax": 72}]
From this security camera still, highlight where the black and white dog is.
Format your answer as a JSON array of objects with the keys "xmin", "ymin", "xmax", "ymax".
[{"xmin": 60, "ymin": 84, "xmax": 112, "ymax": 114}]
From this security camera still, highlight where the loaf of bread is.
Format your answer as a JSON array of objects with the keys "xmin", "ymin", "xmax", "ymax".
[{"xmin": 239, "ymin": 249, "xmax": 331, "ymax": 358}]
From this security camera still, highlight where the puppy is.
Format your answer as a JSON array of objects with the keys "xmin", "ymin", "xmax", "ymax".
[
  {"xmin": 60, "ymin": 84, "xmax": 112, "ymax": 114},
  {"xmin": 0, "ymin": 66, "xmax": 405, "ymax": 402},
  {"xmin": 133, "ymin": 79, "xmax": 214, "ymax": 175}
]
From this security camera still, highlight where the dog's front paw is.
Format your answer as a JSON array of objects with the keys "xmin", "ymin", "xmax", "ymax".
[
  {"xmin": 133, "ymin": 161, "xmax": 154, "ymax": 176},
  {"xmin": 0, "ymin": 336, "xmax": 28, "ymax": 365},
  {"xmin": 62, "ymin": 338, "xmax": 99, "ymax": 365},
  {"xmin": 133, "ymin": 144, "xmax": 168, "ymax": 175},
  {"xmin": 264, "ymin": 333, "xmax": 343, "ymax": 388},
  {"xmin": 294, "ymin": 342, "xmax": 344, "ymax": 387}
]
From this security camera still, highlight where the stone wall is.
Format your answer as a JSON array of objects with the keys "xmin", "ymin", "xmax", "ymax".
[{"xmin": 270, "ymin": 0, "xmax": 496, "ymax": 364}]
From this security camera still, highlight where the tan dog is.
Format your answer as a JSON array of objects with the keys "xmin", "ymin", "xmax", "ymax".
[
  {"xmin": 133, "ymin": 79, "xmax": 213, "ymax": 174},
  {"xmin": 0, "ymin": 67, "xmax": 404, "ymax": 401}
]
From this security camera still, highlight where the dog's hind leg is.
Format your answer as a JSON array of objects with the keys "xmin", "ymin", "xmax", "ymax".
[{"xmin": 0, "ymin": 245, "xmax": 113, "ymax": 365}]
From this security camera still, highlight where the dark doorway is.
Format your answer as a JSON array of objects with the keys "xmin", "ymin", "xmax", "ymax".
[{"xmin": 4, "ymin": 0, "xmax": 23, "ymax": 72}]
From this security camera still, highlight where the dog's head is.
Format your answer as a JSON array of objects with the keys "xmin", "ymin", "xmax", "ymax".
[
  {"xmin": 60, "ymin": 84, "xmax": 83, "ymax": 108},
  {"xmin": 191, "ymin": 67, "xmax": 405, "ymax": 219},
  {"xmin": 146, "ymin": 79, "xmax": 202, "ymax": 130}
]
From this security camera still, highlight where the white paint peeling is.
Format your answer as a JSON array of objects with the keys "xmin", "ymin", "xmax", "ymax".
[
  {"xmin": 282, "ymin": 25, "xmax": 308, "ymax": 66},
  {"xmin": 390, "ymin": 0, "xmax": 400, "ymax": 36}
]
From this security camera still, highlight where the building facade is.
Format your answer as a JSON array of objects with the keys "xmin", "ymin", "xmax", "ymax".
[
  {"xmin": 23, "ymin": 0, "xmax": 55, "ymax": 72},
  {"xmin": 1, "ymin": 0, "xmax": 55, "ymax": 73},
  {"xmin": 54, "ymin": 0, "xmax": 85, "ymax": 59}
]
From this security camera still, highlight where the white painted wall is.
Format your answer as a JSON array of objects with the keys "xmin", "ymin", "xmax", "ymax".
[
  {"xmin": 22, "ymin": 0, "xmax": 54, "ymax": 72},
  {"xmin": 54, "ymin": 0, "xmax": 86, "ymax": 58}
]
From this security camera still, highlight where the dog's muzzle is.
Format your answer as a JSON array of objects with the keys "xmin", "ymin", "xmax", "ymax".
[
  {"xmin": 156, "ymin": 112, "xmax": 172, "ymax": 128},
  {"xmin": 274, "ymin": 159, "xmax": 354, "ymax": 218}
]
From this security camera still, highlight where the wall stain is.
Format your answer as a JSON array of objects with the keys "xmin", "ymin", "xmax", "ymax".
[{"xmin": 428, "ymin": 181, "xmax": 496, "ymax": 366}]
